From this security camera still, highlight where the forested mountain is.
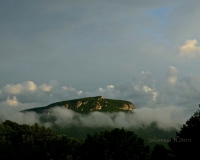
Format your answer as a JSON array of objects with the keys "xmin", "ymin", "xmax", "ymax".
[
  {"xmin": 22, "ymin": 96, "xmax": 135, "ymax": 114},
  {"xmin": 1, "ymin": 96, "xmax": 200, "ymax": 159},
  {"xmin": 21, "ymin": 96, "xmax": 177, "ymax": 150}
]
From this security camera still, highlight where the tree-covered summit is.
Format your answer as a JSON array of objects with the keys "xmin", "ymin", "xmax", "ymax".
[{"xmin": 22, "ymin": 96, "xmax": 136, "ymax": 114}]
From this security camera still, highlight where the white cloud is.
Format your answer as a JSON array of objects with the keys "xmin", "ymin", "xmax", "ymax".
[
  {"xmin": 60, "ymin": 86, "xmax": 84, "ymax": 99},
  {"xmin": 141, "ymin": 86, "xmax": 158, "ymax": 101},
  {"xmin": 2, "ymin": 66, "xmax": 200, "ymax": 129},
  {"xmin": 1, "ymin": 66, "xmax": 200, "ymax": 116},
  {"xmin": 179, "ymin": 39, "xmax": 200, "ymax": 58},
  {"xmin": 6, "ymin": 96, "xmax": 19, "ymax": 107},
  {"xmin": 131, "ymin": 106, "xmax": 185, "ymax": 130},
  {"xmin": 61, "ymin": 86, "xmax": 82, "ymax": 95},
  {"xmin": 142, "ymin": 85, "xmax": 152, "ymax": 92},
  {"xmin": 39, "ymin": 84, "xmax": 52, "ymax": 92},
  {"xmin": 3, "ymin": 81, "xmax": 37, "ymax": 95},
  {"xmin": 97, "ymin": 85, "xmax": 116, "ymax": 95},
  {"xmin": 0, "ymin": 105, "xmax": 40, "ymax": 125},
  {"xmin": 0, "ymin": 104, "xmax": 185, "ymax": 130},
  {"xmin": 46, "ymin": 106, "xmax": 185, "ymax": 130},
  {"xmin": 24, "ymin": 81, "xmax": 37, "ymax": 91},
  {"xmin": 98, "ymin": 87, "xmax": 103, "ymax": 92},
  {"xmin": 107, "ymin": 85, "xmax": 114, "ymax": 89},
  {"xmin": 62, "ymin": 86, "xmax": 75, "ymax": 91},
  {"xmin": 77, "ymin": 90, "xmax": 83, "ymax": 95},
  {"xmin": 4, "ymin": 83, "xmax": 23, "ymax": 94}
]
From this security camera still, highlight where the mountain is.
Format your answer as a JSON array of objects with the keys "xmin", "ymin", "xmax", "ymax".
[
  {"xmin": 22, "ymin": 96, "xmax": 136, "ymax": 114},
  {"xmin": 22, "ymin": 96, "xmax": 177, "ymax": 150}
]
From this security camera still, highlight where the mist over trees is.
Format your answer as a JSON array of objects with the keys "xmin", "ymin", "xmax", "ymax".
[
  {"xmin": 1, "ymin": 107, "xmax": 200, "ymax": 160},
  {"xmin": 0, "ymin": 121, "xmax": 150, "ymax": 160}
]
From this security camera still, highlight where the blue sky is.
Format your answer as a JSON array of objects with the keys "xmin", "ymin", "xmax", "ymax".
[{"xmin": 1, "ymin": 0, "xmax": 200, "ymax": 125}]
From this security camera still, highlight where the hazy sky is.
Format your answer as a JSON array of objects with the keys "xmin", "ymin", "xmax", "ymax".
[{"xmin": 1, "ymin": 0, "xmax": 200, "ymax": 121}]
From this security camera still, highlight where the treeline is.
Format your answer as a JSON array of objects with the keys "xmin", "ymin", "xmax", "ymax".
[{"xmin": 1, "ymin": 108, "xmax": 200, "ymax": 160}]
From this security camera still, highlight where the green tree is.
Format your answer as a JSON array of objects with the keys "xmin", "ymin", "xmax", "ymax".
[
  {"xmin": 0, "ymin": 120, "xmax": 81, "ymax": 160},
  {"xmin": 150, "ymin": 144, "xmax": 173, "ymax": 160},
  {"xmin": 168, "ymin": 108, "xmax": 200, "ymax": 159},
  {"xmin": 0, "ymin": 123, "xmax": 15, "ymax": 160},
  {"xmin": 78, "ymin": 128, "xmax": 150, "ymax": 160}
]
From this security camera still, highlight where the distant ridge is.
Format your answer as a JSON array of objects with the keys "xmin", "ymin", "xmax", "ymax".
[{"xmin": 22, "ymin": 96, "xmax": 136, "ymax": 114}]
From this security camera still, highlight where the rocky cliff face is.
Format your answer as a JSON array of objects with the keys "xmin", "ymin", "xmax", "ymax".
[
  {"xmin": 119, "ymin": 103, "xmax": 135, "ymax": 110},
  {"xmin": 64, "ymin": 96, "xmax": 135, "ymax": 112},
  {"xmin": 23, "ymin": 96, "xmax": 136, "ymax": 114}
]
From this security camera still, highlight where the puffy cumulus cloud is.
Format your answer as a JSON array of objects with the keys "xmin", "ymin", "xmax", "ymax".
[
  {"xmin": 134, "ymin": 85, "xmax": 153, "ymax": 94},
  {"xmin": 76, "ymin": 74, "xmax": 158, "ymax": 109},
  {"xmin": 4, "ymin": 83, "xmax": 23, "ymax": 94},
  {"xmin": 24, "ymin": 81, "xmax": 37, "ymax": 91},
  {"xmin": 2, "ymin": 66, "xmax": 200, "ymax": 130},
  {"xmin": 3, "ymin": 81, "xmax": 37, "ymax": 95},
  {"xmin": 77, "ymin": 90, "xmax": 83, "ymax": 95},
  {"xmin": 1, "ymin": 66, "xmax": 200, "ymax": 117},
  {"xmin": 6, "ymin": 96, "xmax": 19, "ymax": 107},
  {"xmin": 0, "ymin": 81, "xmax": 45, "ymax": 105},
  {"xmin": 98, "ymin": 85, "xmax": 115, "ymax": 92},
  {"xmin": 142, "ymin": 85, "xmax": 153, "ymax": 93},
  {"xmin": 61, "ymin": 86, "xmax": 83, "ymax": 97},
  {"xmin": 0, "ymin": 81, "xmax": 84, "ymax": 107},
  {"xmin": 110, "ymin": 72, "xmax": 158, "ymax": 107},
  {"xmin": 142, "ymin": 86, "xmax": 158, "ymax": 101},
  {"xmin": 179, "ymin": 39, "xmax": 200, "ymax": 58},
  {"xmin": 107, "ymin": 85, "xmax": 114, "ymax": 89},
  {"xmin": 85, "ymin": 85, "xmax": 118, "ymax": 100},
  {"xmin": 133, "ymin": 85, "xmax": 158, "ymax": 102},
  {"xmin": 39, "ymin": 84, "xmax": 52, "ymax": 92},
  {"xmin": 82, "ymin": 72, "xmax": 158, "ymax": 107},
  {"xmin": 99, "ymin": 85, "xmax": 115, "ymax": 93},
  {"xmin": 159, "ymin": 68, "xmax": 200, "ymax": 114}
]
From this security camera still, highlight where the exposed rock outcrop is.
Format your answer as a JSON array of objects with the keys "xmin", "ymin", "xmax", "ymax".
[
  {"xmin": 23, "ymin": 96, "xmax": 136, "ymax": 114},
  {"xmin": 83, "ymin": 101, "xmax": 88, "ymax": 105},
  {"xmin": 119, "ymin": 103, "xmax": 135, "ymax": 111},
  {"xmin": 95, "ymin": 103, "xmax": 102, "ymax": 110},
  {"xmin": 97, "ymin": 96, "xmax": 104, "ymax": 101},
  {"xmin": 76, "ymin": 101, "xmax": 82, "ymax": 108}
]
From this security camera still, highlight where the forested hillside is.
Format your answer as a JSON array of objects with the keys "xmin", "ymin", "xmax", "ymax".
[
  {"xmin": 22, "ymin": 96, "xmax": 135, "ymax": 114},
  {"xmin": 1, "ymin": 106, "xmax": 200, "ymax": 160}
]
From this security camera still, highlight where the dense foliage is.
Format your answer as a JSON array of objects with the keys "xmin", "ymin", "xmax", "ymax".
[
  {"xmin": 0, "ymin": 120, "xmax": 170, "ymax": 160},
  {"xmin": 0, "ymin": 120, "xmax": 80, "ymax": 160},
  {"xmin": 78, "ymin": 128, "xmax": 150, "ymax": 160},
  {"xmin": 168, "ymin": 109, "xmax": 200, "ymax": 159},
  {"xmin": 22, "ymin": 96, "xmax": 135, "ymax": 114},
  {"xmin": 150, "ymin": 144, "xmax": 173, "ymax": 160},
  {"xmin": 52, "ymin": 122, "xmax": 176, "ymax": 149}
]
